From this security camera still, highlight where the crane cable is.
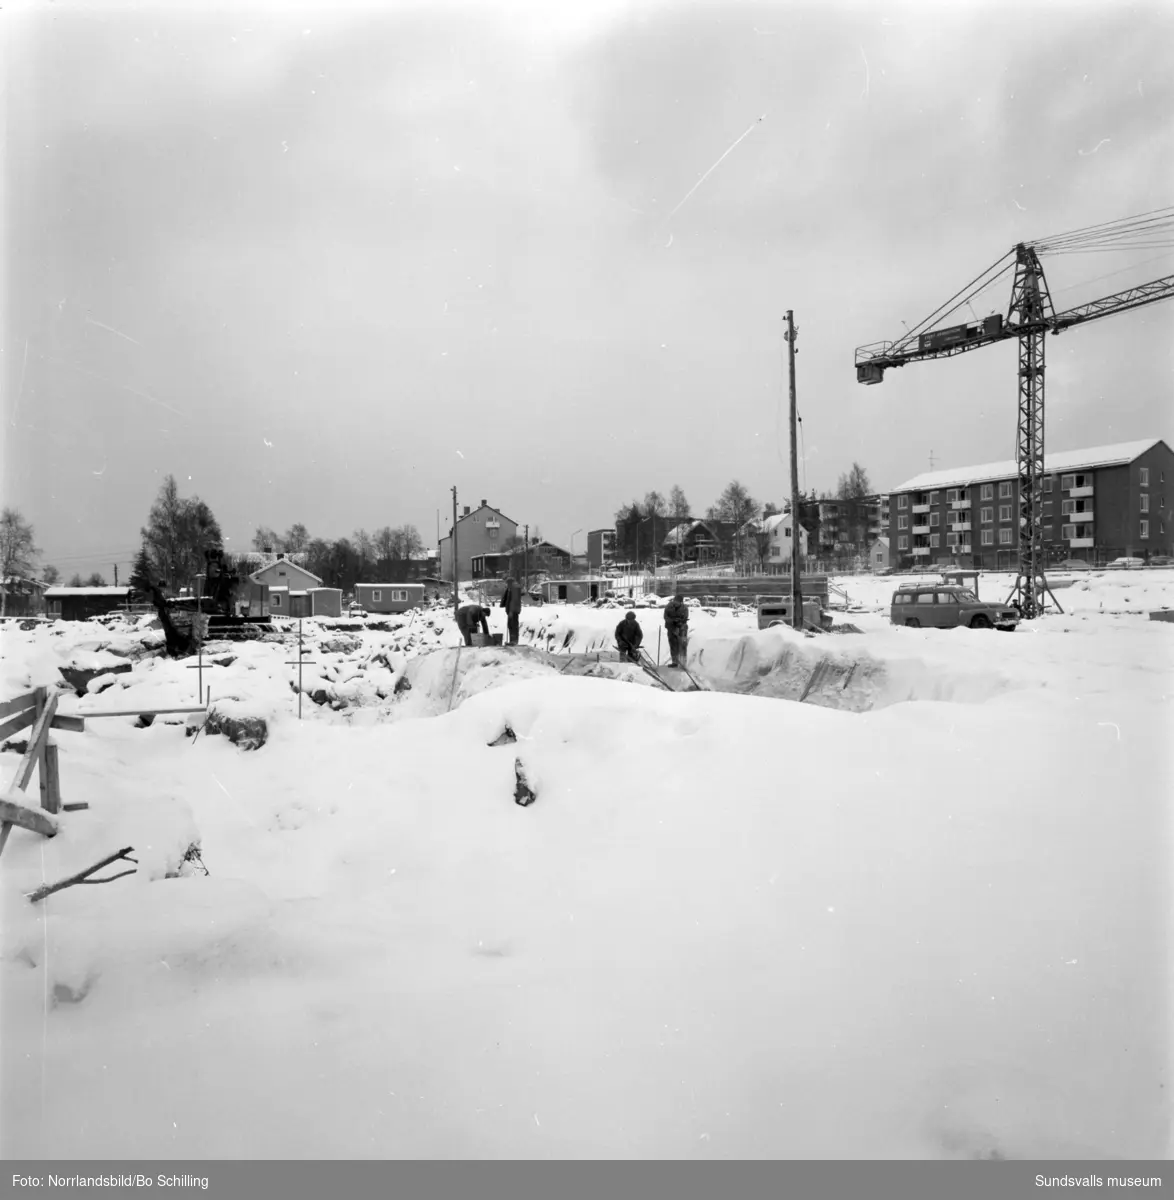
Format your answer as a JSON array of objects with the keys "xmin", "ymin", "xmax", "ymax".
[{"xmin": 890, "ymin": 252, "xmax": 1016, "ymax": 353}]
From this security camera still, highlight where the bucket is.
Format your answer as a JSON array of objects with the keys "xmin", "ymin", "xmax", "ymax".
[{"xmin": 470, "ymin": 633, "xmax": 504, "ymax": 647}]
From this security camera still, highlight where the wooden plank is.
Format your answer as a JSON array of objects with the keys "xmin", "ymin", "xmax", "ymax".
[
  {"xmin": 78, "ymin": 706, "xmax": 207, "ymax": 718},
  {"xmin": 7, "ymin": 692, "xmax": 58, "ymax": 793},
  {"xmin": 0, "ymin": 707, "xmax": 37, "ymax": 743},
  {"xmin": 43, "ymin": 742, "xmax": 61, "ymax": 815},
  {"xmin": 50, "ymin": 714, "xmax": 85, "ymax": 733},
  {"xmin": 0, "ymin": 691, "xmax": 37, "ymax": 720},
  {"xmin": 0, "ymin": 797, "xmax": 58, "ymax": 838}
]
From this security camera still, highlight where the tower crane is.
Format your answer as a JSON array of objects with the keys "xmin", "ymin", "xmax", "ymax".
[{"xmin": 855, "ymin": 206, "xmax": 1174, "ymax": 618}]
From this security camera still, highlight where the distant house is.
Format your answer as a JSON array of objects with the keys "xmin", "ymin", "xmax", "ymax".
[
  {"xmin": 534, "ymin": 578, "xmax": 611, "ymax": 604},
  {"xmin": 739, "ymin": 513, "xmax": 810, "ymax": 571},
  {"xmin": 662, "ymin": 520, "xmax": 737, "ymax": 565},
  {"xmin": 872, "ymin": 536, "xmax": 891, "ymax": 571},
  {"xmin": 44, "ymin": 586, "xmax": 132, "ymax": 621},
  {"xmin": 1, "ymin": 576, "xmax": 49, "ymax": 617},
  {"xmin": 354, "ymin": 582, "xmax": 426, "ymax": 614},
  {"xmin": 438, "ymin": 500, "xmax": 519, "ymax": 583},
  {"xmin": 246, "ymin": 554, "xmax": 323, "ymax": 617}
]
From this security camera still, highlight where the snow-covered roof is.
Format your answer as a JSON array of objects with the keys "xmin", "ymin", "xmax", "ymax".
[
  {"xmin": 356, "ymin": 581, "xmax": 425, "ymax": 589},
  {"xmin": 2, "ymin": 576, "xmax": 49, "ymax": 589},
  {"xmin": 248, "ymin": 559, "xmax": 323, "ymax": 585},
  {"xmin": 892, "ymin": 438, "xmax": 1163, "ymax": 493},
  {"xmin": 44, "ymin": 587, "xmax": 131, "ymax": 597}
]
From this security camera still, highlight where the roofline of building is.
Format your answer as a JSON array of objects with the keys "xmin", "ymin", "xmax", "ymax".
[{"xmin": 891, "ymin": 438, "xmax": 1166, "ymax": 493}]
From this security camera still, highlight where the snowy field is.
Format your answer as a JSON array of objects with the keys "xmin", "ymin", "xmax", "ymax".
[{"xmin": 0, "ymin": 572, "xmax": 1171, "ymax": 1160}]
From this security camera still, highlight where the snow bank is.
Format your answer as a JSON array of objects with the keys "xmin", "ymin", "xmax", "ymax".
[{"xmin": 1, "ymin": 614, "xmax": 1168, "ymax": 1160}]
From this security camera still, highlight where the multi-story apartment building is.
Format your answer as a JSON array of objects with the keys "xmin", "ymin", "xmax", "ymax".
[
  {"xmin": 887, "ymin": 438, "xmax": 1173, "ymax": 569},
  {"xmin": 586, "ymin": 528, "xmax": 616, "ymax": 571}
]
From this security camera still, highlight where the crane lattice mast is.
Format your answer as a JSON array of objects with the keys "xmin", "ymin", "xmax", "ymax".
[{"xmin": 855, "ymin": 206, "xmax": 1174, "ymax": 618}]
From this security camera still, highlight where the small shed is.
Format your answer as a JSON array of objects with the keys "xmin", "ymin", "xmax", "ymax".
[
  {"xmin": 354, "ymin": 582, "xmax": 426, "ymax": 613},
  {"xmin": 535, "ymin": 578, "xmax": 610, "ymax": 604},
  {"xmin": 287, "ymin": 590, "xmax": 310, "ymax": 618},
  {"xmin": 308, "ymin": 588, "xmax": 342, "ymax": 618},
  {"xmin": 44, "ymin": 586, "xmax": 132, "ymax": 621}
]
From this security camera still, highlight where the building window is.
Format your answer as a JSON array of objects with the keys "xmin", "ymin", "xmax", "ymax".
[
  {"xmin": 898, "ymin": 514, "xmax": 909, "ymax": 529},
  {"xmin": 929, "ymin": 491, "xmax": 939, "ymax": 505},
  {"xmin": 371, "ymin": 590, "xmax": 382, "ymax": 602},
  {"xmin": 999, "ymin": 529, "xmax": 1013, "ymax": 545},
  {"xmin": 272, "ymin": 593, "xmax": 282, "ymax": 607},
  {"xmin": 929, "ymin": 512, "xmax": 940, "ymax": 527},
  {"xmin": 1061, "ymin": 474, "xmax": 1074, "ymax": 490},
  {"xmin": 1061, "ymin": 499, "xmax": 1074, "ymax": 515},
  {"xmin": 1062, "ymin": 524, "xmax": 1076, "ymax": 541},
  {"xmin": 930, "ymin": 534, "xmax": 940, "ymax": 548},
  {"xmin": 1140, "ymin": 467, "xmax": 1150, "ymax": 487},
  {"xmin": 898, "ymin": 495, "xmax": 908, "ymax": 509},
  {"xmin": 1140, "ymin": 494, "xmax": 1149, "ymax": 513},
  {"xmin": 1043, "ymin": 524, "xmax": 1053, "ymax": 534},
  {"xmin": 1043, "ymin": 501, "xmax": 1053, "ymax": 514},
  {"xmin": 999, "ymin": 481, "xmax": 1012, "ymax": 498},
  {"xmin": 946, "ymin": 532, "xmax": 959, "ymax": 546},
  {"xmin": 1044, "ymin": 477, "xmax": 1053, "ymax": 493},
  {"xmin": 898, "ymin": 535, "xmax": 908, "ymax": 550},
  {"xmin": 998, "ymin": 505, "xmax": 1011, "ymax": 522},
  {"xmin": 1140, "ymin": 520, "xmax": 1149, "ymax": 540},
  {"xmin": 392, "ymin": 589, "xmax": 409, "ymax": 602},
  {"xmin": 980, "ymin": 507, "xmax": 992, "ymax": 524},
  {"xmin": 981, "ymin": 530, "xmax": 993, "ymax": 546},
  {"xmin": 946, "ymin": 488, "xmax": 961, "ymax": 503},
  {"xmin": 981, "ymin": 484, "xmax": 993, "ymax": 500}
]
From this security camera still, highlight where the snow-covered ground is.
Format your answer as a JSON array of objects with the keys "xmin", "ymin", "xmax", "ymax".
[{"xmin": 0, "ymin": 578, "xmax": 1170, "ymax": 1160}]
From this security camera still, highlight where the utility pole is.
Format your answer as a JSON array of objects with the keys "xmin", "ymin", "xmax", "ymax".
[
  {"xmin": 113, "ymin": 564, "xmax": 118, "ymax": 586},
  {"xmin": 523, "ymin": 524, "xmax": 529, "ymax": 592},
  {"xmin": 785, "ymin": 311, "xmax": 803, "ymax": 631},
  {"xmin": 451, "ymin": 486, "xmax": 459, "ymax": 620}
]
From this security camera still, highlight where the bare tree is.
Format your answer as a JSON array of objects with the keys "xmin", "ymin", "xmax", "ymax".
[
  {"xmin": 252, "ymin": 526, "xmax": 282, "ymax": 553},
  {"xmin": 0, "ymin": 507, "xmax": 39, "ymax": 616},
  {"xmin": 836, "ymin": 463, "xmax": 872, "ymax": 500},
  {"xmin": 141, "ymin": 475, "xmax": 223, "ymax": 592},
  {"xmin": 353, "ymin": 529, "xmax": 375, "ymax": 581},
  {"xmin": 41, "ymin": 564, "xmax": 60, "ymax": 585},
  {"xmin": 85, "ymin": 572, "xmax": 107, "ymax": 587},
  {"xmin": 283, "ymin": 523, "xmax": 310, "ymax": 553},
  {"xmin": 67, "ymin": 573, "xmax": 84, "ymax": 588}
]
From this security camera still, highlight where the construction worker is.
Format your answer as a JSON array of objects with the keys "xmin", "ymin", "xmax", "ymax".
[
  {"xmin": 614, "ymin": 611, "xmax": 644, "ymax": 663},
  {"xmin": 456, "ymin": 602, "xmax": 491, "ymax": 646},
  {"xmin": 500, "ymin": 575, "xmax": 523, "ymax": 645},
  {"xmin": 663, "ymin": 591, "xmax": 690, "ymax": 668}
]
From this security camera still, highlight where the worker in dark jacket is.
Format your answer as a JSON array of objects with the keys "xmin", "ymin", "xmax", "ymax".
[
  {"xmin": 500, "ymin": 575, "xmax": 523, "ymax": 645},
  {"xmin": 456, "ymin": 603, "xmax": 491, "ymax": 646},
  {"xmin": 663, "ymin": 592, "xmax": 690, "ymax": 668},
  {"xmin": 615, "ymin": 611, "xmax": 644, "ymax": 663}
]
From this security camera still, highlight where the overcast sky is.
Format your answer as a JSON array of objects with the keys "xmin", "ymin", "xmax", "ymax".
[{"xmin": 4, "ymin": 0, "xmax": 1172, "ymax": 579}]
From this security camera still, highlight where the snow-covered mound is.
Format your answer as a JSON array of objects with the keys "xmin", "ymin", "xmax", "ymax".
[{"xmin": 0, "ymin": 670, "xmax": 1167, "ymax": 1159}]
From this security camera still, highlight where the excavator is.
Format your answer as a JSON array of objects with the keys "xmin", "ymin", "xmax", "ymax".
[{"xmin": 148, "ymin": 548, "xmax": 273, "ymax": 656}]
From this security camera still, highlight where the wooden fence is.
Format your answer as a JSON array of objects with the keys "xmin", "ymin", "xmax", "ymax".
[{"xmin": 0, "ymin": 686, "xmax": 85, "ymax": 857}]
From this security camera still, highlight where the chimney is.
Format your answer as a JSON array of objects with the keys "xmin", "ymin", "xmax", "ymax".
[
  {"xmin": 480, "ymin": 499, "xmax": 487, "ymax": 508},
  {"xmin": 463, "ymin": 505, "xmax": 470, "ymax": 517}
]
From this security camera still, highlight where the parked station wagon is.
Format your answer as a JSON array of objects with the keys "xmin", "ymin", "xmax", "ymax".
[{"xmin": 890, "ymin": 584, "xmax": 1019, "ymax": 631}]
